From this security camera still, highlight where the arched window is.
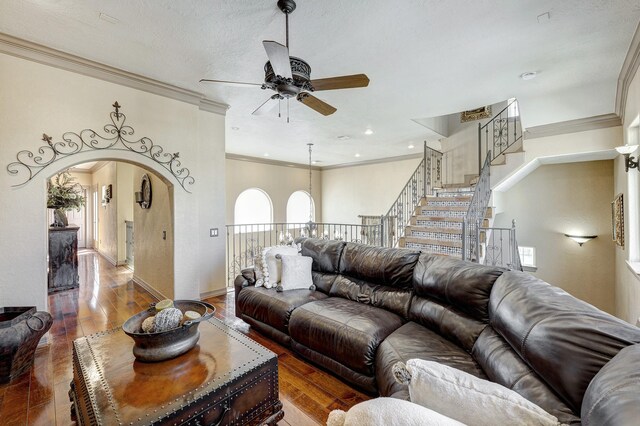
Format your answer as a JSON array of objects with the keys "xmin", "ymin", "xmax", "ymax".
[
  {"xmin": 287, "ymin": 191, "xmax": 315, "ymax": 227},
  {"xmin": 234, "ymin": 188, "xmax": 273, "ymax": 233}
]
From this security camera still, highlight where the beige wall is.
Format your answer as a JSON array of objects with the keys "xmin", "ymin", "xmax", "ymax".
[
  {"xmin": 226, "ymin": 159, "xmax": 322, "ymax": 224},
  {"xmin": 321, "ymin": 157, "xmax": 422, "ymax": 224},
  {"xmin": 116, "ymin": 163, "xmax": 135, "ymax": 263},
  {"xmin": 615, "ymin": 60, "xmax": 640, "ymax": 325},
  {"xmin": 92, "ymin": 162, "xmax": 118, "ymax": 264},
  {"xmin": 494, "ymin": 161, "xmax": 616, "ymax": 314},
  {"xmin": 0, "ymin": 52, "xmax": 227, "ymax": 311},
  {"xmin": 133, "ymin": 167, "xmax": 174, "ymax": 299}
]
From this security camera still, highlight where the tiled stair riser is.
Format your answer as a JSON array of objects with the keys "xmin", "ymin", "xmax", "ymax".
[
  {"xmin": 410, "ymin": 231, "xmax": 461, "ymax": 242},
  {"xmin": 404, "ymin": 242, "xmax": 462, "ymax": 256},
  {"xmin": 416, "ymin": 220, "xmax": 463, "ymax": 229},
  {"xmin": 426, "ymin": 200, "xmax": 471, "ymax": 208},
  {"xmin": 420, "ymin": 210, "xmax": 467, "ymax": 218}
]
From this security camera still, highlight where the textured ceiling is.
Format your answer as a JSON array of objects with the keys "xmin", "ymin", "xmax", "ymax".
[{"xmin": 1, "ymin": 0, "xmax": 639, "ymax": 166}]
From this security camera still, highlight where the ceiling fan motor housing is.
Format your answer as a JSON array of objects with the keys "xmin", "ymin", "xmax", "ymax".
[{"xmin": 263, "ymin": 56, "xmax": 312, "ymax": 97}]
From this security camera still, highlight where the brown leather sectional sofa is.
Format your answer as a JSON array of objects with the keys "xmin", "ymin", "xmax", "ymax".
[{"xmin": 234, "ymin": 238, "xmax": 640, "ymax": 425}]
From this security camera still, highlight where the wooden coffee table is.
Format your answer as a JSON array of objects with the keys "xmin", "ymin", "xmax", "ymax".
[{"xmin": 69, "ymin": 317, "xmax": 284, "ymax": 425}]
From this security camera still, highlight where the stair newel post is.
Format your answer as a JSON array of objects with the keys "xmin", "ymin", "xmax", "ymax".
[
  {"xmin": 461, "ymin": 220, "xmax": 466, "ymax": 261},
  {"xmin": 478, "ymin": 123, "xmax": 482, "ymax": 176},
  {"xmin": 476, "ymin": 219, "xmax": 481, "ymax": 263},
  {"xmin": 511, "ymin": 219, "xmax": 517, "ymax": 268},
  {"xmin": 423, "ymin": 141, "xmax": 427, "ymax": 199}
]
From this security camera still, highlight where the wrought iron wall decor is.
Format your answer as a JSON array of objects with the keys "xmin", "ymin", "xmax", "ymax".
[{"xmin": 7, "ymin": 102, "xmax": 195, "ymax": 192}]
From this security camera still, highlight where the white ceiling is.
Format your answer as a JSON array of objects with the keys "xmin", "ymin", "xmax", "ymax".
[{"xmin": 1, "ymin": 1, "xmax": 639, "ymax": 166}]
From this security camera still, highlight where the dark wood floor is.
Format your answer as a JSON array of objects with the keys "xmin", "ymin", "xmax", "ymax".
[{"xmin": 0, "ymin": 251, "xmax": 369, "ymax": 425}]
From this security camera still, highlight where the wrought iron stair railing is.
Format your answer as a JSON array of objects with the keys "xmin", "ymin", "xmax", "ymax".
[
  {"xmin": 380, "ymin": 142, "xmax": 443, "ymax": 247},
  {"xmin": 462, "ymin": 151, "xmax": 491, "ymax": 262},
  {"xmin": 477, "ymin": 220, "xmax": 523, "ymax": 271},
  {"xmin": 478, "ymin": 99, "xmax": 523, "ymax": 173}
]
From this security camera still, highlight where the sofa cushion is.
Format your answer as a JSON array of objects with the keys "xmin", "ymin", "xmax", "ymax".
[
  {"xmin": 490, "ymin": 271, "xmax": 640, "ymax": 414},
  {"xmin": 376, "ymin": 321, "xmax": 487, "ymax": 399},
  {"xmin": 409, "ymin": 296, "xmax": 487, "ymax": 352},
  {"xmin": 413, "ymin": 253, "xmax": 504, "ymax": 322},
  {"xmin": 300, "ymin": 238, "xmax": 346, "ymax": 273},
  {"xmin": 289, "ymin": 298, "xmax": 403, "ymax": 377},
  {"xmin": 237, "ymin": 287, "xmax": 328, "ymax": 334},
  {"xmin": 581, "ymin": 344, "xmax": 640, "ymax": 426},
  {"xmin": 329, "ymin": 275, "xmax": 413, "ymax": 318},
  {"xmin": 471, "ymin": 326, "xmax": 580, "ymax": 424},
  {"xmin": 339, "ymin": 242, "xmax": 420, "ymax": 288},
  {"xmin": 312, "ymin": 271, "xmax": 338, "ymax": 294},
  {"xmin": 399, "ymin": 359, "xmax": 561, "ymax": 426}
]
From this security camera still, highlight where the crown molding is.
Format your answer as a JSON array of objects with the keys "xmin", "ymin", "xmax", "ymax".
[
  {"xmin": 0, "ymin": 32, "xmax": 229, "ymax": 116},
  {"xmin": 616, "ymin": 21, "xmax": 640, "ymax": 123},
  {"xmin": 226, "ymin": 153, "xmax": 321, "ymax": 171},
  {"xmin": 321, "ymin": 152, "xmax": 423, "ymax": 170},
  {"xmin": 524, "ymin": 113, "xmax": 621, "ymax": 140}
]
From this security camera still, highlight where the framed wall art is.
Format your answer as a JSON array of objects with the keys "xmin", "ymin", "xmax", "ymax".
[
  {"xmin": 611, "ymin": 193, "xmax": 624, "ymax": 247},
  {"xmin": 460, "ymin": 106, "xmax": 492, "ymax": 123}
]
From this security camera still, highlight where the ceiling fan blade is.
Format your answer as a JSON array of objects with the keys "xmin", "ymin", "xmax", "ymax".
[
  {"xmin": 263, "ymin": 40, "xmax": 292, "ymax": 79},
  {"xmin": 310, "ymin": 74, "xmax": 370, "ymax": 91},
  {"xmin": 252, "ymin": 94, "xmax": 283, "ymax": 116},
  {"xmin": 199, "ymin": 78, "xmax": 262, "ymax": 87},
  {"xmin": 297, "ymin": 93, "xmax": 337, "ymax": 116}
]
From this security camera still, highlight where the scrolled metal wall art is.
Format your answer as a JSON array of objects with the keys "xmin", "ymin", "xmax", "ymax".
[{"xmin": 6, "ymin": 102, "xmax": 195, "ymax": 192}]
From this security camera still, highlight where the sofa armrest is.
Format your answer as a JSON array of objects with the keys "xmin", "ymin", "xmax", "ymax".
[{"xmin": 234, "ymin": 267, "xmax": 256, "ymax": 318}]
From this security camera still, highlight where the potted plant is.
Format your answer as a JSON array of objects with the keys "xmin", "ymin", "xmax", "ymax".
[{"xmin": 47, "ymin": 171, "xmax": 86, "ymax": 227}]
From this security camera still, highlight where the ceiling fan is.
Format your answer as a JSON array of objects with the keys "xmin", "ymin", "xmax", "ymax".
[{"xmin": 200, "ymin": 0, "xmax": 370, "ymax": 120}]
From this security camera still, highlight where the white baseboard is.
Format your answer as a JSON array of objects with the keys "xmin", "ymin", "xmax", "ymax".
[
  {"xmin": 199, "ymin": 287, "xmax": 232, "ymax": 300},
  {"xmin": 132, "ymin": 275, "xmax": 167, "ymax": 301},
  {"xmin": 97, "ymin": 249, "xmax": 117, "ymax": 266}
]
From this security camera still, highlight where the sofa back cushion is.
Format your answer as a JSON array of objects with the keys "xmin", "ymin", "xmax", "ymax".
[
  {"xmin": 339, "ymin": 242, "xmax": 420, "ymax": 288},
  {"xmin": 490, "ymin": 271, "xmax": 640, "ymax": 415},
  {"xmin": 471, "ymin": 327, "xmax": 580, "ymax": 424},
  {"xmin": 581, "ymin": 344, "xmax": 640, "ymax": 425},
  {"xmin": 300, "ymin": 238, "xmax": 346, "ymax": 274},
  {"xmin": 412, "ymin": 254, "xmax": 504, "ymax": 322},
  {"xmin": 329, "ymin": 275, "xmax": 413, "ymax": 318}
]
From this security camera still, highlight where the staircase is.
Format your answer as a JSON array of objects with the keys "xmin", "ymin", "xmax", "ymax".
[{"xmin": 399, "ymin": 186, "xmax": 493, "ymax": 258}]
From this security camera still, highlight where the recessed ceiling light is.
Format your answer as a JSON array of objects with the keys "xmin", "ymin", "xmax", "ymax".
[
  {"xmin": 408, "ymin": 144, "xmax": 415, "ymax": 149},
  {"xmin": 364, "ymin": 129, "xmax": 374, "ymax": 135},
  {"xmin": 263, "ymin": 153, "xmax": 269, "ymax": 157},
  {"xmin": 312, "ymin": 160, "xmax": 318, "ymax": 164},
  {"xmin": 520, "ymin": 72, "xmax": 537, "ymax": 81},
  {"xmin": 355, "ymin": 153, "xmax": 361, "ymax": 158},
  {"xmin": 231, "ymin": 126, "xmax": 240, "ymax": 131},
  {"xmin": 99, "ymin": 13, "xmax": 119, "ymax": 24},
  {"xmin": 337, "ymin": 135, "xmax": 350, "ymax": 141}
]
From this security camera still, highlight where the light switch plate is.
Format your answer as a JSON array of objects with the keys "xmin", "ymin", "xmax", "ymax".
[{"xmin": 210, "ymin": 228, "xmax": 218, "ymax": 237}]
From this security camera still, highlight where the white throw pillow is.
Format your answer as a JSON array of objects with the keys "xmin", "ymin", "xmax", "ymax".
[
  {"xmin": 263, "ymin": 246, "xmax": 299, "ymax": 288},
  {"xmin": 326, "ymin": 397, "xmax": 466, "ymax": 426},
  {"xmin": 277, "ymin": 255, "xmax": 314, "ymax": 292},
  {"xmin": 400, "ymin": 359, "xmax": 561, "ymax": 426}
]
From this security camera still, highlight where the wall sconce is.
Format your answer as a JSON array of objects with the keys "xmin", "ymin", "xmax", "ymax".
[
  {"xmin": 564, "ymin": 234, "xmax": 597, "ymax": 246},
  {"xmin": 615, "ymin": 145, "xmax": 640, "ymax": 172}
]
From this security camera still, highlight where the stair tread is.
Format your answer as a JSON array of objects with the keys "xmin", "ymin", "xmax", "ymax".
[
  {"xmin": 421, "ymin": 206, "xmax": 468, "ymax": 212},
  {"xmin": 407, "ymin": 226, "xmax": 462, "ymax": 234},
  {"xmin": 404, "ymin": 237, "xmax": 462, "ymax": 248},
  {"xmin": 415, "ymin": 216, "xmax": 464, "ymax": 222},
  {"xmin": 426, "ymin": 195, "xmax": 472, "ymax": 202}
]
